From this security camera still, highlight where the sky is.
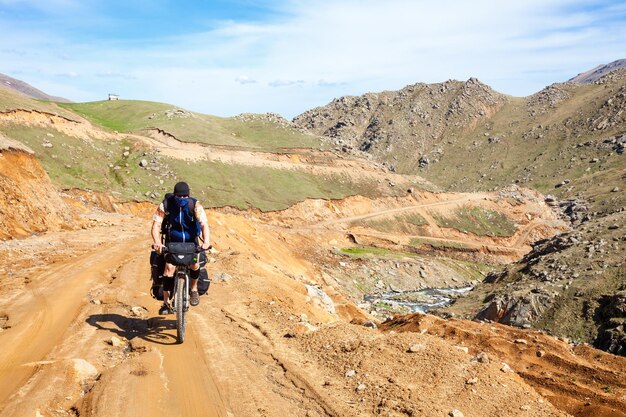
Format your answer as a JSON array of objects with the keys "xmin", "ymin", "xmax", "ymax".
[{"xmin": 1, "ymin": 0, "xmax": 625, "ymax": 119}]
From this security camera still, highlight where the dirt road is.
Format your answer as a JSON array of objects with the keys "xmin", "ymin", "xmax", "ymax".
[
  {"xmin": 0, "ymin": 214, "xmax": 334, "ymax": 417},
  {"xmin": 0, "ymin": 209, "xmax": 623, "ymax": 417}
]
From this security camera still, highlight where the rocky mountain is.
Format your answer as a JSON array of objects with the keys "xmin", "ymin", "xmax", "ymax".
[
  {"xmin": 293, "ymin": 78, "xmax": 506, "ymax": 173},
  {"xmin": 569, "ymin": 58, "xmax": 626, "ymax": 84},
  {"xmin": 294, "ymin": 70, "xmax": 626, "ymax": 355},
  {"xmin": 0, "ymin": 73, "xmax": 70, "ymax": 102}
]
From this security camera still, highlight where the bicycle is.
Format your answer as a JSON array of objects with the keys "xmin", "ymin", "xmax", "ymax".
[{"xmin": 162, "ymin": 242, "xmax": 203, "ymax": 344}]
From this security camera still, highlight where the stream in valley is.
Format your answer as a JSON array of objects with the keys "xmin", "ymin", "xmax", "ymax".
[{"xmin": 365, "ymin": 285, "xmax": 473, "ymax": 314}]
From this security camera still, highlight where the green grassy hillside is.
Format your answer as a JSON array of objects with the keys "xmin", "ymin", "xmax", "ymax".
[
  {"xmin": 58, "ymin": 100, "xmax": 321, "ymax": 151},
  {"xmin": 1, "ymin": 124, "xmax": 399, "ymax": 211},
  {"xmin": 0, "ymin": 86, "xmax": 80, "ymax": 120}
]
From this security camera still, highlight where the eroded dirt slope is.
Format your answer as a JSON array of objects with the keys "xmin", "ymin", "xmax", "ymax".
[{"xmin": 0, "ymin": 135, "xmax": 79, "ymax": 239}]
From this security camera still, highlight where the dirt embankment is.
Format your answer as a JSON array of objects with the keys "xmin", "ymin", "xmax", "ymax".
[
  {"xmin": 381, "ymin": 314, "xmax": 626, "ymax": 417},
  {"xmin": 0, "ymin": 109, "xmax": 112, "ymax": 140},
  {"xmin": 0, "ymin": 136, "xmax": 80, "ymax": 239},
  {"xmin": 63, "ymin": 188, "xmax": 155, "ymax": 218}
]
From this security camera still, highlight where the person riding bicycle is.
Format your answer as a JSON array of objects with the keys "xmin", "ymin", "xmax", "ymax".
[{"xmin": 151, "ymin": 182, "xmax": 211, "ymax": 315}]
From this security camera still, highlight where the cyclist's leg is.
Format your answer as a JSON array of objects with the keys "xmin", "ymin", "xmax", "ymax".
[
  {"xmin": 189, "ymin": 261, "xmax": 200, "ymax": 292},
  {"xmin": 162, "ymin": 262, "xmax": 176, "ymax": 304},
  {"xmin": 188, "ymin": 261, "xmax": 201, "ymax": 306}
]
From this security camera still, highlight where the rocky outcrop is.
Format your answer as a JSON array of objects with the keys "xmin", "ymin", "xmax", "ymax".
[
  {"xmin": 594, "ymin": 291, "xmax": 626, "ymax": 355},
  {"xmin": 293, "ymin": 78, "xmax": 507, "ymax": 172},
  {"xmin": 475, "ymin": 292, "xmax": 554, "ymax": 327}
]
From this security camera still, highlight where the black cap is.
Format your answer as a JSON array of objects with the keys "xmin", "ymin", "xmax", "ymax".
[{"xmin": 173, "ymin": 182, "xmax": 190, "ymax": 196}]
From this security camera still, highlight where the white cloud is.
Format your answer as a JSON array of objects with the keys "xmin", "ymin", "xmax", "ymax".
[
  {"xmin": 1, "ymin": 0, "xmax": 625, "ymax": 118},
  {"xmin": 268, "ymin": 79, "xmax": 305, "ymax": 87},
  {"xmin": 235, "ymin": 74, "xmax": 257, "ymax": 84},
  {"xmin": 56, "ymin": 71, "xmax": 79, "ymax": 78}
]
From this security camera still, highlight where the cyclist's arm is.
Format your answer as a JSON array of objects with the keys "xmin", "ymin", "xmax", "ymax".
[
  {"xmin": 151, "ymin": 203, "xmax": 165, "ymax": 250},
  {"xmin": 195, "ymin": 202, "xmax": 211, "ymax": 249}
]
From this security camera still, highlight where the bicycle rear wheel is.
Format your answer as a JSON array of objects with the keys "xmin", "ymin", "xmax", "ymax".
[{"xmin": 175, "ymin": 273, "xmax": 186, "ymax": 343}]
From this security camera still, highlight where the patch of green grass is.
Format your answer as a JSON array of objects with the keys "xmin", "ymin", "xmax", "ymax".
[
  {"xmin": 352, "ymin": 212, "xmax": 427, "ymax": 234},
  {"xmin": 432, "ymin": 206, "xmax": 517, "ymax": 237},
  {"xmin": 339, "ymin": 246, "xmax": 407, "ymax": 258},
  {"xmin": 0, "ymin": 125, "xmax": 156, "ymax": 199},
  {"xmin": 58, "ymin": 100, "xmax": 321, "ymax": 151},
  {"xmin": 409, "ymin": 238, "xmax": 471, "ymax": 250},
  {"xmin": 168, "ymin": 159, "xmax": 387, "ymax": 211}
]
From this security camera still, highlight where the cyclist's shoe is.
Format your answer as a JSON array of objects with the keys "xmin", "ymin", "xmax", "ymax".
[
  {"xmin": 190, "ymin": 290, "xmax": 200, "ymax": 306},
  {"xmin": 158, "ymin": 302, "xmax": 173, "ymax": 315}
]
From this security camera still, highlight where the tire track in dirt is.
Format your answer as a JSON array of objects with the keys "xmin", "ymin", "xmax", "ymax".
[
  {"xmin": 0, "ymin": 236, "xmax": 144, "ymax": 413},
  {"xmin": 70, "ymin": 248, "xmax": 230, "ymax": 417}
]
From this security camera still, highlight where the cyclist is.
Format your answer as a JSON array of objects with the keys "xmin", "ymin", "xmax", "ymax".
[{"xmin": 151, "ymin": 182, "xmax": 211, "ymax": 315}]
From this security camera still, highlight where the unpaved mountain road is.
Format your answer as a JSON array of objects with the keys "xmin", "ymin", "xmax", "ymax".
[
  {"xmin": 0, "ymin": 214, "xmax": 335, "ymax": 417},
  {"xmin": 0, "ymin": 210, "xmax": 623, "ymax": 417}
]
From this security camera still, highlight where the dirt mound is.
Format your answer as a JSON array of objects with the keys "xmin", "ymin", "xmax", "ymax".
[
  {"xmin": 0, "ymin": 134, "xmax": 79, "ymax": 239},
  {"xmin": 381, "ymin": 313, "xmax": 626, "ymax": 417}
]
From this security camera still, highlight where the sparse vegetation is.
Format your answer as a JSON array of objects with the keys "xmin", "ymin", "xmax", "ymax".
[
  {"xmin": 431, "ymin": 206, "xmax": 517, "ymax": 237},
  {"xmin": 409, "ymin": 238, "xmax": 471, "ymax": 250},
  {"xmin": 351, "ymin": 212, "xmax": 427, "ymax": 233},
  {"xmin": 58, "ymin": 100, "xmax": 322, "ymax": 151}
]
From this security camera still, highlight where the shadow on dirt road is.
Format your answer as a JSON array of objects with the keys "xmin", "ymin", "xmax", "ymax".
[{"xmin": 86, "ymin": 314, "xmax": 179, "ymax": 345}]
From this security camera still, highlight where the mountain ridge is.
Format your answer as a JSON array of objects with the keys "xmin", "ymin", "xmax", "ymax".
[
  {"xmin": 569, "ymin": 58, "xmax": 626, "ymax": 84},
  {"xmin": 0, "ymin": 73, "xmax": 71, "ymax": 102}
]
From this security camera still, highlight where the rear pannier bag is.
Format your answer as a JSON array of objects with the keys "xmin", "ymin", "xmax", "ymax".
[
  {"xmin": 149, "ymin": 250, "xmax": 165, "ymax": 300},
  {"xmin": 198, "ymin": 267, "xmax": 210, "ymax": 295}
]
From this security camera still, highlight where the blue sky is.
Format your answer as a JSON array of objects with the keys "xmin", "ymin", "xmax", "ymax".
[{"xmin": 1, "ymin": 0, "xmax": 625, "ymax": 118}]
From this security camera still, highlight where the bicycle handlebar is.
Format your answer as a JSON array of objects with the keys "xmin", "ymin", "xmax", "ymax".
[{"xmin": 155, "ymin": 244, "xmax": 212, "ymax": 254}]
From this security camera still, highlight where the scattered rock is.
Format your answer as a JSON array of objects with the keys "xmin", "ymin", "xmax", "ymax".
[
  {"xmin": 109, "ymin": 336, "xmax": 123, "ymax": 347},
  {"xmin": 454, "ymin": 345, "xmax": 469, "ymax": 354},
  {"xmin": 473, "ymin": 352, "xmax": 489, "ymax": 364},
  {"xmin": 362, "ymin": 320, "xmax": 377, "ymax": 329},
  {"xmin": 71, "ymin": 358, "xmax": 99, "ymax": 382},
  {"xmin": 129, "ymin": 339, "xmax": 149, "ymax": 353},
  {"xmin": 213, "ymin": 272, "xmax": 232, "ymax": 282},
  {"xmin": 345, "ymin": 370, "xmax": 356, "ymax": 378},
  {"xmin": 514, "ymin": 339, "xmax": 529, "ymax": 345},
  {"xmin": 139, "ymin": 159, "xmax": 148, "ymax": 167},
  {"xmin": 465, "ymin": 377, "xmax": 478, "ymax": 385},
  {"xmin": 408, "ymin": 343, "xmax": 425, "ymax": 353},
  {"xmin": 356, "ymin": 383, "xmax": 367, "ymax": 393},
  {"xmin": 293, "ymin": 322, "xmax": 318, "ymax": 335},
  {"xmin": 537, "ymin": 350, "xmax": 546, "ymax": 357},
  {"xmin": 449, "ymin": 410, "xmax": 465, "ymax": 417},
  {"xmin": 130, "ymin": 306, "xmax": 147, "ymax": 317},
  {"xmin": 500, "ymin": 363, "xmax": 513, "ymax": 373},
  {"xmin": 305, "ymin": 285, "xmax": 336, "ymax": 315}
]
